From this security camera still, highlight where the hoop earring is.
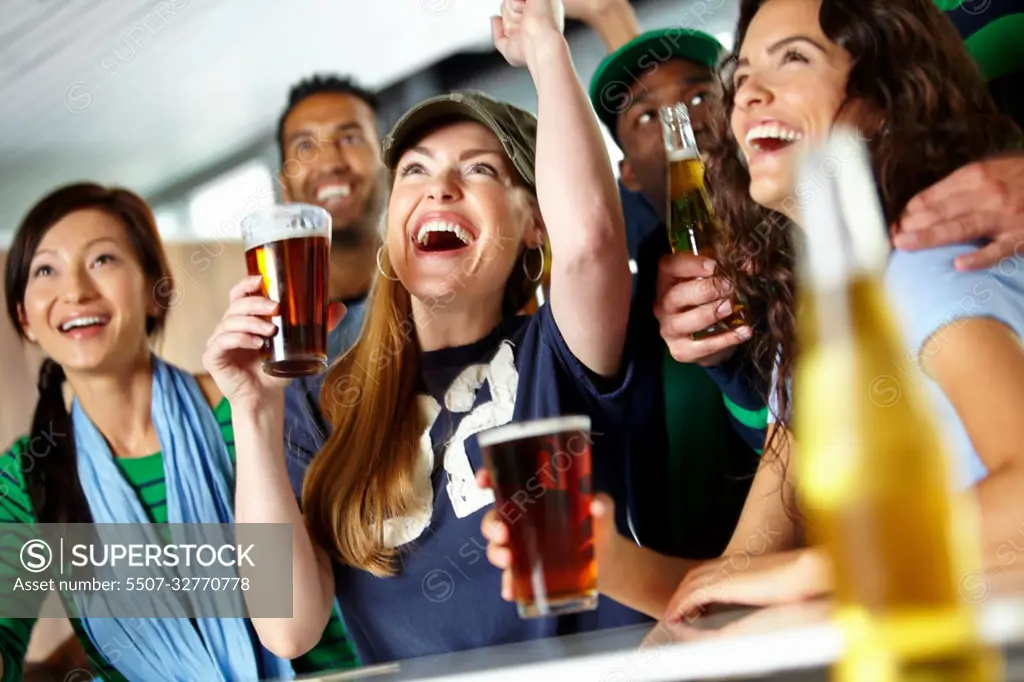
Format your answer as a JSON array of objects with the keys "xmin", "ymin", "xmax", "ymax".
[
  {"xmin": 376, "ymin": 246, "xmax": 400, "ymax": 282},
  {"xmin": 523, "ymin": 246, "xmax": 544, "ymax": 283}
]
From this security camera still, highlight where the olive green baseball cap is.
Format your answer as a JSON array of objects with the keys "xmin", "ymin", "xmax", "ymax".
[
  {"xmin": 381, "ymin": 90, "xmax": 538, "ymax": 190},
  {"xmin": 589, "ymin": 28, "xmax": 728, "ymax": 138}
]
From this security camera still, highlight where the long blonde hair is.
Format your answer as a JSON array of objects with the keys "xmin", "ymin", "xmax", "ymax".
[{"xmin": 303, "ymin": 232, "xmax": 547, "ymax": 576}]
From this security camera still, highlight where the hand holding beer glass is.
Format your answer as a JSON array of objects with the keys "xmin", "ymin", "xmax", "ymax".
[
  {"xmin": 241, "ymin": 204, "xmax": 331, "ymax": 378},
  {"xmin": 660, "ymin": 102, "xmax": 749, "ymax": 340},
  {"xmin": 477, "ymin": 416, "xmax": 599, "ymax": 619}
]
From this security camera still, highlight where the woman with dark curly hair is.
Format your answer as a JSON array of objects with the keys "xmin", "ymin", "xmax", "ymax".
[
  {"xmin": 481, "ymin": 0, "xmax": 1024, "ymax": 624},
  {"xmin": 657, "ymin": 0, "xmax": 1024, "ymax": 619}
]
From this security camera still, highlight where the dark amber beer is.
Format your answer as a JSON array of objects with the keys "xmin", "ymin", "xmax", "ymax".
[
  {"xmin": 660, "ymin": 102, "xmax": 748, "ymax": 339},
  {"xmin": 478, "ymin": 416, "xmax": 598, "ymax": 619},
  {"xmin": 242, "ymin": 204, "xmax": 331, "ymax": 378}
]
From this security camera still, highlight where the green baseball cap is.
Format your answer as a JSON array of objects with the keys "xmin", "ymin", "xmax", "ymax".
[
  {"xmin": 953, "ymin": 12, "xmax": 1024, "ymax": 82},
  {"xmin": 381, "ymin": 90, "xmax": 538, "ymax": 190},
  {"xmin": 588, "ymin": 28, "xmax": 728, "ymax": 138}
]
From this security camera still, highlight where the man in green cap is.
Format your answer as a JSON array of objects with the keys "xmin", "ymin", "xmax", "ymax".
[{"xmin": 571, "ymin": 5, "xmax": 767, "ymax": 561}]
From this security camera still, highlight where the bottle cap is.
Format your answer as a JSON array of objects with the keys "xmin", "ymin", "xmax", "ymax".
[{"xmin": 660, "ymin": 102, "xmax": 700, "ymax": 159}]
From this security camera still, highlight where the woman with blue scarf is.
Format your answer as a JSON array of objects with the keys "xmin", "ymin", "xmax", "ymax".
[{"xmin": 0, "ymin": 183, "xmax": 358, "ymax": 681}]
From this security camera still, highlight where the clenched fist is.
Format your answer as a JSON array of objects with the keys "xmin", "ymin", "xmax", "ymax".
[{"xmin": 492, "ymin": 0, "xmax": 566, "ymax": 68}]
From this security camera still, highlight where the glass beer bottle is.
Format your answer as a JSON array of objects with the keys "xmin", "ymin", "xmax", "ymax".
[
  {"xmin": 659, "ymin": 102, "xmax": 747, "ymax": 339},
  {"xmin": 792, "ymin": 127, "xmax": 998, "ymax": 682}
]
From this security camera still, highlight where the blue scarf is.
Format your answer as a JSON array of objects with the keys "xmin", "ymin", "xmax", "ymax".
[{"xmin": 70, "ymin": 356, "xmax": 295, "ymax": 681}]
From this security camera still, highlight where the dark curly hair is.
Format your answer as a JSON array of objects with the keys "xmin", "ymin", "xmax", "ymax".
[
  {"xmin": 704, "ymin": 0, "xmax": 1022, "ymax": 461},
  {"xmin": 277, "ymin": 74, "xmax": 380, "ymax": 163}
]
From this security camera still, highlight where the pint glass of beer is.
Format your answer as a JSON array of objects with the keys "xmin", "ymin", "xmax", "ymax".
[
  {"xmin": 660, "ymin": 102, "xmax": 748, "ymax": 339},
  {"xmin": 241, "ymin": 204, "xmax": 331, "ymax": 378},
  {"xmin": 477, "ymin": 416, "xmax": 598, "ymax": 619}
]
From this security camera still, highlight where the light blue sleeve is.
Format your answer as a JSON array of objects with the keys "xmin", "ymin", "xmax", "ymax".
[
  {"xmin": 884, "ymin": 242, "xmax": 1024, "ymax": 488},
  {"xmin": 767, "ymin": 359, "xmax": 780, "ymax": 425},
  {"xmin": 885, "ymin": 243, "xmax": 1024, "ymax": 359}
]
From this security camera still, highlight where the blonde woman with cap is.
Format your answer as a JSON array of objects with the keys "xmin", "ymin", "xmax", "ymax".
[{"xmin": 203, "ymin": 0, "xmax": 651, "ymax": 664}]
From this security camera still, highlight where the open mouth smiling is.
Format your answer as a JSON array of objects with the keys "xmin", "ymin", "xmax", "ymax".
[{"xmin": 413, "ymin": 220, "xmax": 477, "ymax": 253}]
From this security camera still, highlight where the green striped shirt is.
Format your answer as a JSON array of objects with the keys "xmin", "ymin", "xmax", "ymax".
[{"xmin": 0, "ymin": 398, "xmax": 359, "ymax": 681}]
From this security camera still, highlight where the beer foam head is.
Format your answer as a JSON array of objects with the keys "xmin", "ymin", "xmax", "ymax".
[
  {"xmin": 241, "ymin": 204, "xmax": 332, "ymax": 251},
  {"xmin": 667, "ymin": 148, "xmax": 701, "ymax": 162},
  {"xmin": 477, "ymin": 415, "xmax": 591, "ymax": 448}
]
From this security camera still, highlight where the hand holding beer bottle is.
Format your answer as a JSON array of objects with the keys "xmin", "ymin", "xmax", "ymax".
[
  {"xmin": 659, "ymin": 103, "xmax": 749, "ymax": 341},
  {"xmin": 653, "ymin": 252, "xmax": 752, "ymax": 366}
]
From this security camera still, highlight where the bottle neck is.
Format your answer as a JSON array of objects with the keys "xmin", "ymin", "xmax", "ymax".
[
  {"xmin": 796, "ymin": 130, "xmax": 890, "ymax": 350},
  {"xmin": 660, "ymin": 103, "xmax": 701, "ymax": 158}
]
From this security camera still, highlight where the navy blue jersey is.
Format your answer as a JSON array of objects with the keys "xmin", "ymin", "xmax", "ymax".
[
  {"xmin": 283, "ymin": 304, "xmax": 650, "ymax": 665},
  {"xmin": 283, "ymin": 295, "xmax": 367, "ymax": 481},
  {"xmin": 326, "ymin": 295, "xmax": 367, "ymax": 360},
  {"xmin": 619, "ymin": 182, "xmax": 661, "ymax": 282}
]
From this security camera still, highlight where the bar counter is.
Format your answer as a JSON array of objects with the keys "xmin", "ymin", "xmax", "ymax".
[{"xmin": 296, "ymin": 567, "xmax": 1024, "ymax": 682}]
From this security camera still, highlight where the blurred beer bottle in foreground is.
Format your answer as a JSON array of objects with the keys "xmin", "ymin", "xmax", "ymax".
[
  {"xmin": 659, "ymin": 102, "xmax": 748, "ymax": 339},
  {"xmin": 792, "ymin": 127, "xmax": 998, "ymax": 681}
]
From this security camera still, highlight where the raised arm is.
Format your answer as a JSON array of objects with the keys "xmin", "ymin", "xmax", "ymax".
[
  {"xmin": 494, "ymin": 0, "xmax": 632, "ymax": 376},
  {"xmin": 563, "ymin": 0, "xmax": 640, "ymax": 53},
  {"xmin": 202, "ymin": 276, "xmax": 336, "ymax": 658}
]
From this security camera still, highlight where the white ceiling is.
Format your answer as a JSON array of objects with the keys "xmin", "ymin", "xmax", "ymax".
[{"xmin": 0, "ymin": 0, "xmax": 502, "ymax": 247}]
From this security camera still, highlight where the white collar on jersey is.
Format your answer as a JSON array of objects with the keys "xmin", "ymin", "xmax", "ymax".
[{"xmin": 383, "ymin": 340, "xmax": 519, "ymax": 548}]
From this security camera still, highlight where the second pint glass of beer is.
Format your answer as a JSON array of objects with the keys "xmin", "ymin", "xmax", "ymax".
[
  {"xmin": 241, "ymin": 204, "xmax": 331, "ymax": 378},
  {"xmin": 478, "ymin": 416, "xmax": 598, "ymax": 619}
]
